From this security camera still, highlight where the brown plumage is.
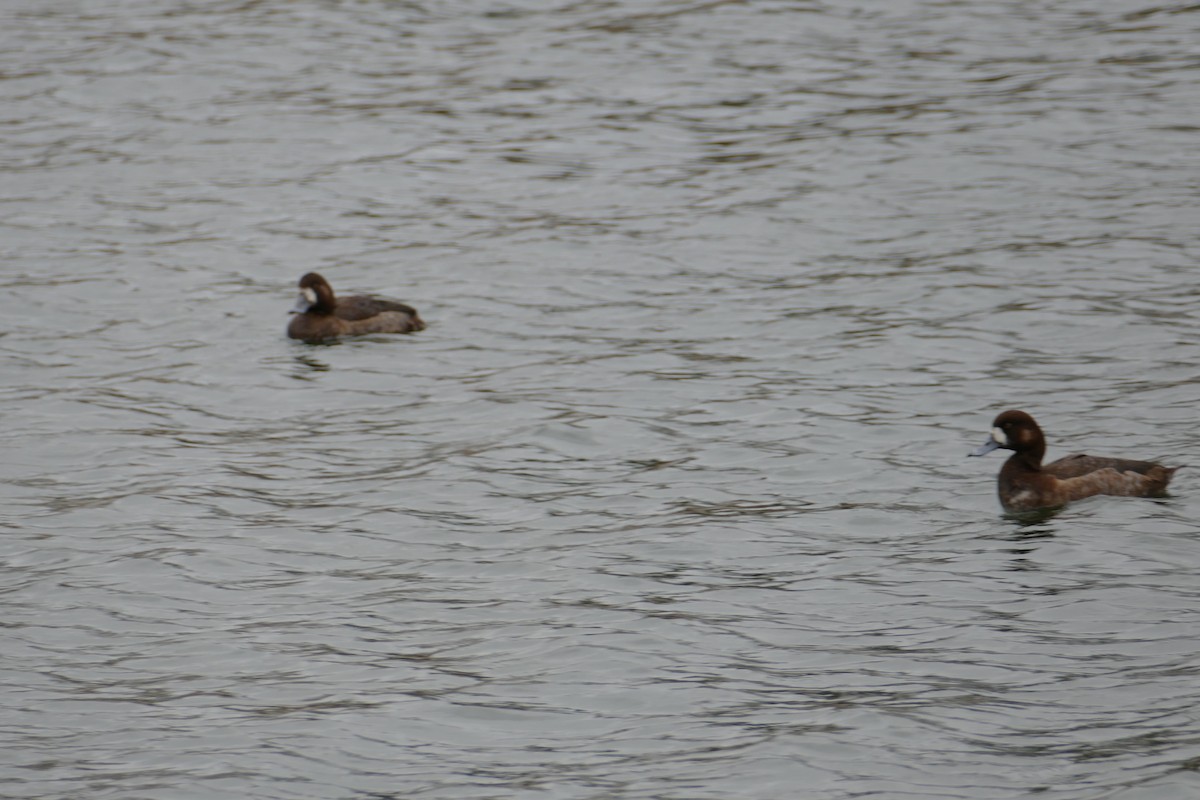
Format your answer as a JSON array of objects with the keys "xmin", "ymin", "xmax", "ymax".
[
  {"xmin": 970, "ymin": 410, "xmax": 1177, "ymax": 513},
  {"xmin": 287, "ymin": 272, "xmax": 425, "ymax": 342}
]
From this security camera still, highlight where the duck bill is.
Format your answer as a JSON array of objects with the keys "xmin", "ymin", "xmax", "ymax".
[
  {"xmin": 970, "ymin": 438, "xmax": 1001, "ymax": 457},
  {"xmin": 290, "ymin": 293, "xmax": 312, "ymax": 314}
]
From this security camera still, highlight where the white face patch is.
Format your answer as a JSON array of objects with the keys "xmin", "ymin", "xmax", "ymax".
[
  {"xmin": 302, "ymin": 287, "xmax": 317, "ymax": 305},
  {"xmin": 991, "ymin": 426, "xmax": 1007, "ymax": 446}
]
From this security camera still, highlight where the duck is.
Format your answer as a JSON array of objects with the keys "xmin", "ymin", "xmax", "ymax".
[
  {"xmin": 970, "ymin": 409, "xmax": 1177, "ymax": 513},
  {"xmin": 287, "ymin": 272, "xmax": 425, "ymax": 342}
]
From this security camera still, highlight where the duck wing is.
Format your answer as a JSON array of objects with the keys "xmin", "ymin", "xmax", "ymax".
[
  {"xmin": 334, "ymin": 294, "xmax": 421, "ymax": 322},
  {"xmin": 1045, "ymin": 453, "xmax": 1165, "ymax": 480},
  {"xmin": 1046, "ymin": 453, "xmax": 1176, "ymax": 499}
]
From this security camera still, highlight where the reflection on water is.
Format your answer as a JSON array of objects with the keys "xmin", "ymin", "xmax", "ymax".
[
  {"xmin": 2, "ymin": 1, "xmax": 1199, "ymax": 799},
  {"xmin": 288, "ymin": 353, "xmax": 332, "ymax": 379},
  {"xmin": 1005, "ymin": 507, "xmax": 1065, "ymax": 526}
]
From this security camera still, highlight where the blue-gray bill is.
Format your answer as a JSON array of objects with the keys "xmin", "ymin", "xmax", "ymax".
[
  {"xmin": 290, "ymin": 294, "xmax": 312, "ymax": 314},
  {"xmin": 970, "ymin": 438, "xmax": 1001, "ymax": 457}
]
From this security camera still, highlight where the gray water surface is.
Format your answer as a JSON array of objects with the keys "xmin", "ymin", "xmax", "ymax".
[{"xmin": 3, "ymin": 1, "xmax": 1200, "ymax": 798}]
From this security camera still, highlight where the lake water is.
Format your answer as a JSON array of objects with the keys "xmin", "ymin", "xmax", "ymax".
[{"xmin": 3, "ymin": 1, "xmax": 1200, "ymax": 798}]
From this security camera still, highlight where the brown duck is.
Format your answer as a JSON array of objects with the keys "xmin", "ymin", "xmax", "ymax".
[
  {"xmin": 971, "ymin": 410, "xmax": 1177, "ymax": 513},
  {"xmin": 287, "ymin": 272, "xmax": 425, "ymax": 342}
]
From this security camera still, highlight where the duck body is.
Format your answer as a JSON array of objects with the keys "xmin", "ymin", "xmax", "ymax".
[
  {"xmin": 287, "ymin": 272, "xmax": 425, "ymax": 342},
  {"xmin": 971, "ymin": 410, "xmax": 1177, "ymax": 513}
]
